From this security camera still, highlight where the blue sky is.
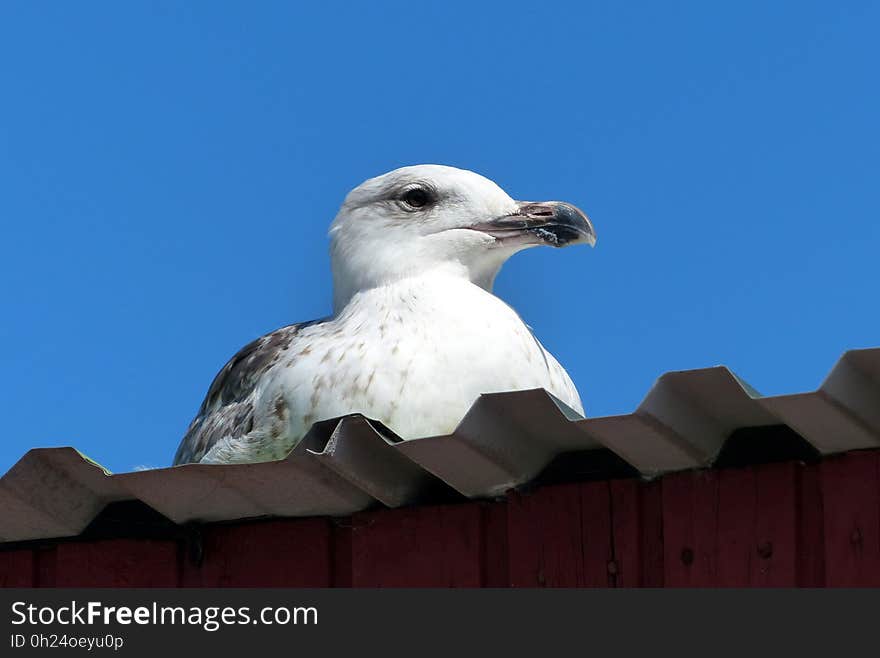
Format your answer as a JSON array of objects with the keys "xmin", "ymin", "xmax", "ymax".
[{"xmin": 1, "ymin": 1, "xmax": 877, "ymax": 474}]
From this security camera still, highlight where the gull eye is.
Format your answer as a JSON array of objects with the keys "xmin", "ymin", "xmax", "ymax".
[{"xmin": 400, "ymin": 187, "xmax": 432, "ymax": 209}]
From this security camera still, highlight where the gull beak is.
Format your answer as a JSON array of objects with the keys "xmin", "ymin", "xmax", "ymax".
[{"xmin": 472, "ymin": 201, "xmax": 596, "ymax": 248}]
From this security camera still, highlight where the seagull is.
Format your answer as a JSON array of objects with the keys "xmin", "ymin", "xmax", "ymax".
[{"xmin": 173, "ymin": 165, "xmax": 596, "ymax": 465}]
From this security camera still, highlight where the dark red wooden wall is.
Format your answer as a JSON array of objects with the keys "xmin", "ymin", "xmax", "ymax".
[{"xmin": 1, "ymin": 450, "xmax": 878, "ymax": 587}]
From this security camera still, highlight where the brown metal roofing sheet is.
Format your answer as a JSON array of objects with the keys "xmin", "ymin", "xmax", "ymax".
[
  {"xmin": 758, "ymin": 349, "xmax": 880, "ymax": 453},
  {"xmin": 0, "ymin": 448, "xmax": 117, "ymax": 542},
  {"xmin": 306, "ymin": 415, "xmax": 451, "ymax": 508},
  {"xmin": 580, "ymin": 414, "xmax": 705, "ymax": 474},
  {"xmin": 1, "ymin": 347, "xmax": 879, "ymax": 544},
  {"xmin": 576, "ymin": 367, "xmax": 776, "ymax": 475},
  {"xmin": 397, "ymin": 389, "xmax": 598, "ymax": 497},
  {"xmin": 116, "ymin": 436, "xmax": 376, "ymax": 523}
]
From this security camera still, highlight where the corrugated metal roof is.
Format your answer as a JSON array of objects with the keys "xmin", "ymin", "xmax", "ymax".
[{"xmin": 2, "ymin": 347, "xmax": 878, "ymax": 544}]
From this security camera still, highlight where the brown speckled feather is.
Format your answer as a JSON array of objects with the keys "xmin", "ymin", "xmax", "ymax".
[{"xmin": 173, "ymin": 324, "xmax": 308, "ymax": 465}]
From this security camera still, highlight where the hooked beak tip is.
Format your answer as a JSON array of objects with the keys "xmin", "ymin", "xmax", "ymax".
[
  {"xmin": 468, "ymin": 200, "xmax": 596, "ymax": 249},
  {"xmin": 518, "ymin": 201, "xmax": 596, "ymax": 248}
]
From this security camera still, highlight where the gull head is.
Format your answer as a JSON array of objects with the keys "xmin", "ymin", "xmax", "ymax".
[{"xmin": 329, "ymin": 164, "xmax": 595, "ymax": 311}]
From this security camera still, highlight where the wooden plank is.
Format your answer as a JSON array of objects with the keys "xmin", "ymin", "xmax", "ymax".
[
  {"xmin": 507, "ymin": 482, "xmax": 613, "ymax": 587},
  {"xmin": 665, "ymin": 464, "xmax": 808, "ymax": 587},
  {"xmin": 507, "ymin": 484, "xmax": 584, "ymax": 587},
  {"xmin": 752, "ymin": 463, "xmax": 798, "ymax": 586},
  {"xmin": 796, "ymin": 462, "xmax": 825, "ymax": 586},
  {"xmin": 0, "ymin": 549, "xmax": 34, "ymax": 587},
  {"xmin": 54, "ymin": 540, "xmax": 179, "ymax": 587},
  {"xmin": 481, "ymin": 501, "xmax": 509, "ymax": 587},
  {"xmin": 580, "ymin": 481, "xmax": 614, "ymax": 586},
  {"xmin": 638, "ymin": 480, "xmax": 665, "ymax": 587},
  {"xmin": 609, "ymin": 479, "xmax": 664, "ymax": 587},
  {"xmin": 349, "ymin": 503, "xmax": 483, "ymax": 587},
  {"xmin": 714, "ymin": 463, "xmax": 799, "ymax": 586},
  {"xmin": 331, "ymin": 519, "xmax": 353, "ymax": 587},
  {"xmin": 609, "ymin": 479, "xmax": 641, "ymax": 587},
  {"xmin": 662, "ymin": 470, "xmax": 719, "ymax": 586},
  {"xmin": 182, "ymin": 518, "xmax": 332, "ymax": 587},
  {"xmin": 34, "ymin": 546, "xmax": 56, "ymax": 587},
  {"xmin": 821, "ymin": 451, "xmax": 880, "ymax": 586},
  {"xmin": 715, "ymin": 466, "xmax": 756, "ymax": 586}
]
